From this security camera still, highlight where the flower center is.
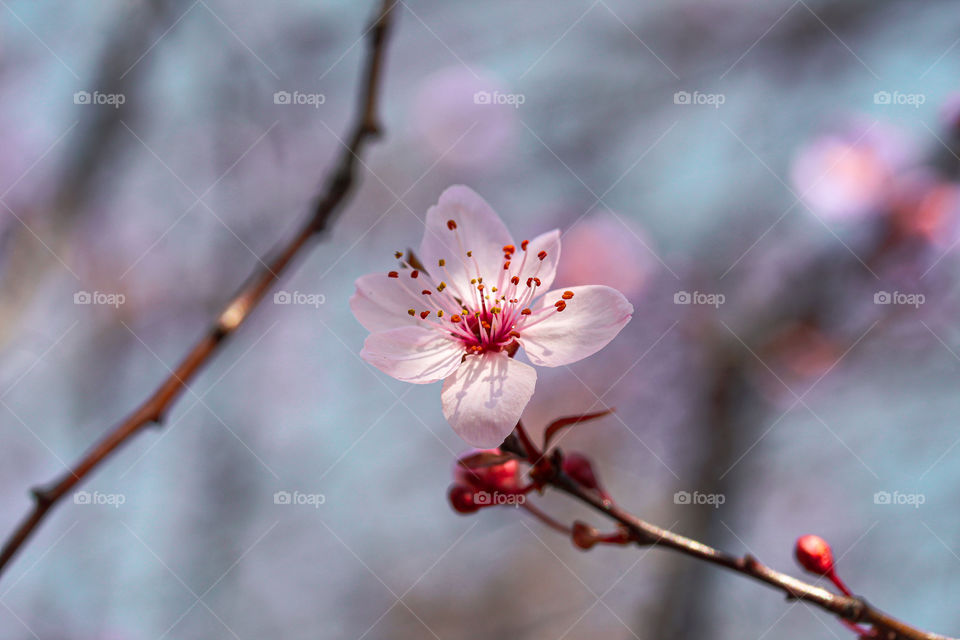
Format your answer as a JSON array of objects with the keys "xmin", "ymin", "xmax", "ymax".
[{"xmin": 385, "ymin": 219, "xmax": 573, "ymax": 355}]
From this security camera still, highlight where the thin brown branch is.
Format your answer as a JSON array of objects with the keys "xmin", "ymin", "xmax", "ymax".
[
  {"xmin": 0, "ymin": 0, "xmax": 397, "ymax": 579},
  {"xmin": 520, "ymin": 502, "xmax": 571, "ymax": 536},
  {"xmin": 558, "ymin": 470, "xmax": 954, "ymax": 640},
  {"xmin": 499, "ymin": 437, "xmax": 955, "ymax": 640}
]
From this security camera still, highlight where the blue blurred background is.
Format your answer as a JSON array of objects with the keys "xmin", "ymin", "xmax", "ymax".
[{"xmin": 2, "ymin": 0, "xmax": 960, "ymax": 638}]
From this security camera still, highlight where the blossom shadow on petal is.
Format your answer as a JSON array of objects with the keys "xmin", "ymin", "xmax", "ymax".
[{"xmin": 442, "ymin": 353, "xmax": 537, "ymax": 447}]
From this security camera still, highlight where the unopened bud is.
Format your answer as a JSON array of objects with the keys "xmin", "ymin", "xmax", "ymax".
[
  {"xmin": 454, "ymin": 448, "xmax": 521, "ymax": 493},
  {"xmin": 795, "ymin": 534, "xmax": 834, "ymax": 576},
  {"xmin": 572, "ymin": 521, "xmax": 600, "ymax": 550},
  {"xmin": 563, "ymin": 453, "xmax": 601, "ymax": 491},
  {"xmin": 448, "ymin": 485, "xmax": 480, "ymax": 514}
]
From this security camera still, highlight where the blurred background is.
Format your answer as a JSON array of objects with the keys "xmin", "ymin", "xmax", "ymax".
[{"xmin": 2, "ymin": 0, "xmax": 960, "ymax": 638}]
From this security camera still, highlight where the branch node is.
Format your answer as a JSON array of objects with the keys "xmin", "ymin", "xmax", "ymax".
[{"xmin": 30, "ymin": 488, "xmax": 54, "ymax": 507}]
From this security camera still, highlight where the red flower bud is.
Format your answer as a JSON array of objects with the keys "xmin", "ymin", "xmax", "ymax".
[
  {"xmin": 572, "ymin": 521, "xmax": 599, "ymax": 550},
  {"xmin": 571, "ymin": 521, "xmax": 633, "ymax": 550},
  {"xmin": 563, "ymin": 452, "xmax": 613, "ymax": 503},
  {"xmin": 562, "ymin": 453, "xmax": 601, "ymax": 492},
  {"xmin": 795, "ymin": 534, "xmax": 834, "ymax": 576},
  {"xmin": 448, "ymin": 485, "xmax": 480, "ymax": 514},
  {"xmin": 454, "ymin": 448, "xmax": 521, "ymax": 493}
]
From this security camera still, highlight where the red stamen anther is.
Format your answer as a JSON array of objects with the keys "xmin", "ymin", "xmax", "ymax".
[
  {"xmin": 422, "ymin": 289, "xmax": 432, "ymax": 295},
  {"xmin": 447, "ymin": 220, "xmax": 457, "ymax": 230},
  {"xmin": 388, "ymin": 271, "xmax": 399, "ymax": 278},
  {"xmin": 451, "ymin": 315, "xmax": 462, "ymax": 323},
  {"xmin": 521, "ymin": 240, "xmax": 529, "ymax": 251},
  {"xmin": 555, "ymin": 301, "xmax": 567, "ymax": 312},
  {"xmin": 410, "ymin": 270, "xmax": 419, "ymax": 279},
  {"xmin": 420, "ymin": 311, "xmax": 430, "ymax": 319},
  {"xmin": 533, "ymin": 277, "xmax": 541, "ymax": 286},
  {"xmin": 503, "ymin": 261, "xmax": 511, "ymax": 269},
  {"xmin": 503, "ymin": 244, "xmax": 515, "ymax": 253},
  {"xmin": 562, "ymin": 291, "xmax": 574, "ymax": 300},
  {"xmin": 537, "ymin": 250, "xmax": 547, "ymax": 260},
  {"xmin": 521, "ymin": 308, "xmax": 532, "ymax": 315},
  {"xmin": 511, "ymin": 276, "xmax": 520, "ymax": 285}
]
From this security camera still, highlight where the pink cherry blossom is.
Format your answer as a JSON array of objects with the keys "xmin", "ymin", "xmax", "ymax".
[{"xmin": 350, "ymin": 186, "xmax": 633, "ymax": 447}]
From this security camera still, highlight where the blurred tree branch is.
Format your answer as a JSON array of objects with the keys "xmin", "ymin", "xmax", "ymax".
[
  {"xmin": 0, "ymin": 0, "xmax": 397, "ymax": 579},
  {"xmin": 0, "ymin": 0, "xmax": 181, "ymax": 346}
]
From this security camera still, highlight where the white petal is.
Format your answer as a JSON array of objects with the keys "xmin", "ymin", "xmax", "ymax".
[
  {"xmin": 419, "ymin": 186, "xmax": 514, "ymax": 295},
  {"xmin": 361, "ymin": 327, "xmax": 464, "ymax": 384},
  {"xmin": 441, "ymin": 352, "xmax": 537, "ymax": 447},
  {"xmin": 349, "ymin": 273, "xmax": 423, "ymax": 333},
  {"xmin": 514, "ymin": 229, "xmax": 561, "ymax": 292},
  {"xmin": 520, "ymin": 285, "xmax": 633, "ymax": 367}
]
